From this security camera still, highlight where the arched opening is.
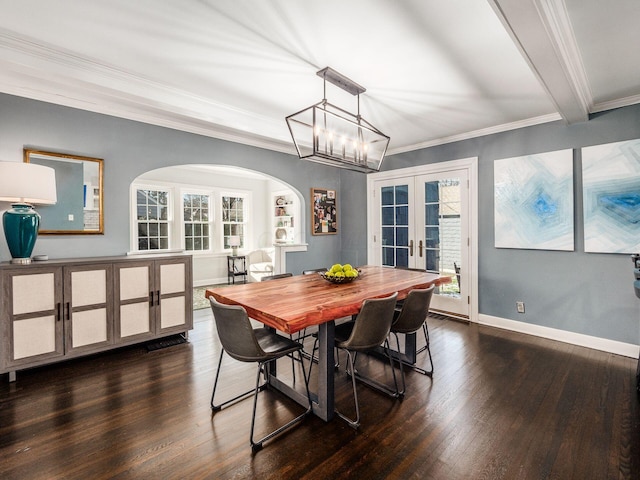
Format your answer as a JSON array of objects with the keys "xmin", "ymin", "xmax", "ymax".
[{"xmin": 129, "ymin": 164, "xmax": 305, "ymax": 286}]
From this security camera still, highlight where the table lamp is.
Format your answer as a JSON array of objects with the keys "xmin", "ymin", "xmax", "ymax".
[
  {"xmin": 229, "ymin": 235, "xmax": 241, "ymax": 256},
  {"xmin": 0, "ymin": 161, "xmax": 57, "ymax": 264}
]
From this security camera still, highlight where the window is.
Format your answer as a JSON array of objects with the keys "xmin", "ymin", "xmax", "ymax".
[
  {"xmin": 136, "ymin": 188, "xmax": 170, "ymax": 250},
  {"xmin": 183, "ymin": 193, "xmax": 210, "ymax": 252},
  {"xmin": 222, "ymin": 195, "xmax": 245, "ymax": 249}
]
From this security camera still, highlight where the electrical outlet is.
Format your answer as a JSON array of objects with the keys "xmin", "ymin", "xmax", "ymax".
[{"xmin": 516, "ymin": 301, "xmax": 525, "ymax": 313}]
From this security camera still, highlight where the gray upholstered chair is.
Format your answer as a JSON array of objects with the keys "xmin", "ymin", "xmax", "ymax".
[
  {"xmin": 389, "ymin": 286, "xmax": 435, "ymax": 394},
  {"xmin": 332, "ymin": 292, "xmax": 399, "ymax": 429},
  {"xmin": 209, "ymin": 297, "xmax": 311, "ymax": 451},
  {"xmin": 302, "ymin": 267, "xmax": 327, "ymax": 275},
  {"xmin": 261, "ymin": 272, "xmax": 293, "ymax": 281}
]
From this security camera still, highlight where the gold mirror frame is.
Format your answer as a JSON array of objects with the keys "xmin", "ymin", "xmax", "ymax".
[{"xmin": 24, "ymin": 149, "xmax": 104, "ymax": 235}]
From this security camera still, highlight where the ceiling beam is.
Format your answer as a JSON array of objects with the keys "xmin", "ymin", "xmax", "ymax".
[{"xmin": 488, "ymin": 0, "xmax": 590, "ymax": 125}]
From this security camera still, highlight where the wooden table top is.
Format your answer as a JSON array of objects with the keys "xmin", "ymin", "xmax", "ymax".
[{"xmin": 205, "ymin": 265, "xmax": 450, "ymax": 334}]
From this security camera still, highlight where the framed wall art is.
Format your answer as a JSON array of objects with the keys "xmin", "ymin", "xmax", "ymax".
[
  {"xmin": 494, "ymin": 149, "xmax": 574, "ymax": 251},
  {"xmin": 582, "ymin": 138, "xmax": 640, "ymax": 253},
  {"xmin": 311, "ymin": 187, "xmax": 337, "ymax": 235}
]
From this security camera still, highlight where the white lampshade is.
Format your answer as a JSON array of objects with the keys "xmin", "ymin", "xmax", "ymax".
[
  {"xmin": 228, "ymin": 235, "xmax": 241, "ymax": 247},
  {"xmin": 0, "ymin": 161, "xmax": 57, "ymax": 204}
]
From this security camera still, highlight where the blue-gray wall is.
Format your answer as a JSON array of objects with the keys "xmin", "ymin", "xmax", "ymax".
[
  {"xmin": 0, "ymin": 93, "xmax": 344, "ymax": 275},
  {"xmin": 379, "ymin": 105, "xmax": 640, "ymax": 345},
  {"xmin": 1, "ymin": 92, "xmax": 639, "ymax": 347}
]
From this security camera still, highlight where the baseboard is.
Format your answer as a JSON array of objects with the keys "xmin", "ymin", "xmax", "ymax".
[{"xmin": 478, "ymin": 314, "xmax": 640, "ymax": 359}]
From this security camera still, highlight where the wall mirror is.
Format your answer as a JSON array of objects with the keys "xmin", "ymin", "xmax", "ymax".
[{"xmin": 24, "ymin": 149, "xmax": 104, "ymax": 234}]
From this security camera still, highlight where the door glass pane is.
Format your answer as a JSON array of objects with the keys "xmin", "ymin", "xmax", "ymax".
[
  {"xmin": 381, "ymin": 186, "xmax": 394, "ymax": 205},
  {"xmin": 425, "ymin": 204, "xmax": 440, "ymax": 226},
  {"xmin": 395, "ymin": 185, "xmax": 409, "ymax": 205},
  {"xmin": 381, "ymin": 206, "xmax": 394, "ymax": 225},
  {"xmin": 396, "ymin": 227, "xmax": 408, "ymax": 246},
  {"xmin": 396, "ymin": 248, "xmax": 409, "ymax": 267},
  {"xmin": 423, "ymin": 178, "xmax": 461, "ymax": 297},
  {"xmin": 382, "ymin": 247, "xmax": 394, "ymax": 266},
  {"xmin": 379, "ymin": 184, "xmax": 410, "ymax": 267},
  {"xmin": 395, "ymin": 206, "xmax": 408, "ymax": 225},
  {"xmin": 382, "ymin": 227, "xmax": 394, "ymax": 245}
]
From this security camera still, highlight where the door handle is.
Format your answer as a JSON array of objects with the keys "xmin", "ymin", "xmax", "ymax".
[
  {"xmin": 65, "ymin": 302, "xmax": 71, "ymax": 321},
  {"xmin": 149, "ymin": 291, "xmax": 154, "ymax": 306},
  {"xmin": 56, "ymin": 302, "xmax": 62, "ymax": 321},
  {"xmin": 409, "ymin": 240, "xmax": 414, "ymax": 256},
  {"xmin": 419, "ymin": 240, "xmax": 423, "ymax": 257},
  {"xmin": 156, "ymin": 290, "xmax": 161, "ymax": 306}
]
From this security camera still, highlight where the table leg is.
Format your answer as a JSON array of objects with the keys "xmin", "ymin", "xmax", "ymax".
[
  {"xmin": 263, "ymin": 323, "xmax": 335, "ymax": 422},
  {"xmin": 315, "ymin": 321, "xmax": 335, "ymax": 421},
  {"xmin": 373, "ymin": 331, "xmax": 417, "ymax": 364}
]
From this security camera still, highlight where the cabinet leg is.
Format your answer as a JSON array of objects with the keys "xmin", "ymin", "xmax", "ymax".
[{"xmin": 8, "ymin": 371, "xmax": 16, "ymax": 382}]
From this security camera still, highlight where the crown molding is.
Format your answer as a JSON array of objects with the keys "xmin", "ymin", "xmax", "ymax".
[
  {"xmin": 0, "ymin": 29, "xmax": 297, "ymax": 154},
  {"xmin": 591, "ymin": 93, "xmax": 640, "ymax": 114},
  {"xmin": 387, "ymin": 113, "xmax": 561, "ymax": 155}
]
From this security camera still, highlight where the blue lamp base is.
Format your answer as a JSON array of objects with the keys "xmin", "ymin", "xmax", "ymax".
[{"xmin": 3, "ymin": 203, "xmax": 41, "ymax": 265}]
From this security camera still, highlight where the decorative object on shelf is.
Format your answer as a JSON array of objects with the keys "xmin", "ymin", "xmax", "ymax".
[
  {"xmin": 0, "ymin": 161, "xmax": 57, "ymax": 264},
  {"xmin": 311, "ymin": 187, "xmax": 337, "ymax": 235},
  {"xmin": 275, "ymin": 228, "xmax": 287, "ymax": 242},
  {"xmin": 286, "ymin": 67, "xmax": 390, "ymax": 174},
  {"xmin": 228, "ymin": 235, "xmax": 241, "ymax": 256},
  {"xmin": 276, "ymin": 196, "xmax": 285, "ymax": 205}
]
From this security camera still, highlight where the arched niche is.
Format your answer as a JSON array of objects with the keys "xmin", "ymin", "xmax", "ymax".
[{"xmin": 129, "ymin": 164, "xmax": 306, "ymax": 284}]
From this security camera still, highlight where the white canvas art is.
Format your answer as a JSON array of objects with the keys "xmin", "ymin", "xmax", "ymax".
[
  {"xmin": 494, "ymin": 149, "xmax": 574, "ymax": 250},
  {"xmin": 582, "ymin": 139, "xmax": 640, "ymax": 253}
]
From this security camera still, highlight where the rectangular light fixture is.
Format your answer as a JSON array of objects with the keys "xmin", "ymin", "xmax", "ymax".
[{"xmin": 286, "ymin": 67, "xmax": 390, "ymax": 174}]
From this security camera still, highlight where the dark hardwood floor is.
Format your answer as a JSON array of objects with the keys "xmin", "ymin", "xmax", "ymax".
[{"xmin": 1, "ymin": 309, "xmax": 638, "ymax": 479}]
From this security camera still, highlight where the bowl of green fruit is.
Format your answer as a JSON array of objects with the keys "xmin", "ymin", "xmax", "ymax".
[{"xmin": 320, "ymin": 263, "xmax": 361, "ymax": 284}]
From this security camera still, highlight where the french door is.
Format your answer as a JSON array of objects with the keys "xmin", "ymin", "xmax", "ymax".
[{"xmin": 370, "ymin": 167, "xmax": 471, "ymax": 319}]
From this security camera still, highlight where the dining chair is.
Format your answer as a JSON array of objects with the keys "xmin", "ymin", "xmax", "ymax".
[
  {"xmin": 389, "ymin": 285, "xmax": 435, "ymax": 394},
  {"xmin": 261, "ymin": 272, "xmax": 294, "ymax": 281},
  {"xmin": 332, "ymin": 292, "xmax": 399, "ymax": 429},
  {"xmin": 209, "ymin": 297, "xmax": 311, "ymax": 452},
  {"xmin": 302, "ymin": 267, "xmax": 327, "ymax": 275}
]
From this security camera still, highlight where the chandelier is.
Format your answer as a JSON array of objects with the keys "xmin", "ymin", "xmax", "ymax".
[{"xmin": 286, "ymin": 67, "xmax": 390, "ymax": 173}]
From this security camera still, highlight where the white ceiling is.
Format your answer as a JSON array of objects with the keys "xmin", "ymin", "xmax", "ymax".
[{"xmin": 0, "ymin": 0, "xmax": 638, "ymax": 156}]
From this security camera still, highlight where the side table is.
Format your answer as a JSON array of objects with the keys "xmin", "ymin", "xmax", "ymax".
[{"xmin": 227, "ymin": 255, "xmax": 247, "ymax": 284}]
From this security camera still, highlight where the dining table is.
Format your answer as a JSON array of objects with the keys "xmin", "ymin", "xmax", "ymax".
[{"xmin": 205, "ymin": 265, "xmax": 450, "ymax": 421}]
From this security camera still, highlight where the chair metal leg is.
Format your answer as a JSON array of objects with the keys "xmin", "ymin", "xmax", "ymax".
[
  {"xmin": 350, "ymin": 341, "xmax": 402, "ymax": 399},
  {"xmin": 306, "ymin": 336, "xmax": 339, "ymax": 383},
  {"xmin": 392, "ymin": 332, "xmax": 407, "ymax": 396},
  {"xmin": 334, "ymin": 350, "xmax": 360, "ymax": 429},
  {"xmin": 211, "ymin": 350, "xmax": 262, "ymax": 411},
  {"xmin": 249, "ymin": 350, "xmax": 312, "ymax": 452},
  {"xmin": 400, "ymin": 323, "xmax": 434, "ymax": 376}
]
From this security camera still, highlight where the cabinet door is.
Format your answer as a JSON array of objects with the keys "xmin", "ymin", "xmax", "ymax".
[
  {"xmin": 114, "ymin": 261, "xmax": 155, "ymax": 343},
  {"xmin": 64, "ymin": 264, "xmax": 114, "ymax": 356},
  {"xmin": 155, "ymin": 257, "xmax": 193, "ymax": 335},
  {"xmin": 2, "ymin": 267, "xmax": 64, "ymax": 368}
]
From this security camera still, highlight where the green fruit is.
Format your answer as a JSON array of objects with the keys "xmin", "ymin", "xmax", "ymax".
[
  {"xmin": 330, "ymin": 263, "xmax": 343, "ymax": 273},
  {"xmin": 334, "ymin": 271, "xmax": 345, "ymax": 278},
  {"xmin": 345, "ymin": 270, "xmax": 357, "ymax": 278},
  {"xmin": 343, "ymin": 264, "xmax": 353, "ymax": 271}
]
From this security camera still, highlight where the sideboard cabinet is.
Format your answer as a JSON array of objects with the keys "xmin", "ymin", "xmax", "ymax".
[{"xmin": 0, "ymin": 254, "xmax": 192, "ymax": 381}]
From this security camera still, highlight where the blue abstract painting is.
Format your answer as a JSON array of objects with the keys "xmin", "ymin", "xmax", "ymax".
[
  {"xmin": 582, "ymin": 139, "xmax": 640, "ymax": 253},
  {"xmin": 494, "ymin": 149, "xmax": 574, "ymax": 250}
]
